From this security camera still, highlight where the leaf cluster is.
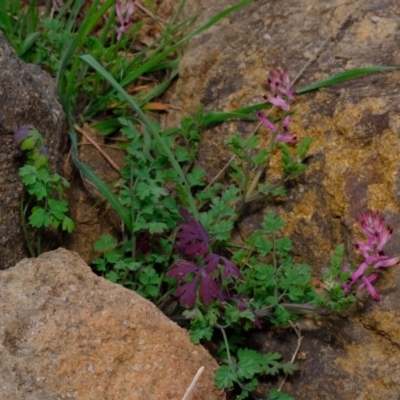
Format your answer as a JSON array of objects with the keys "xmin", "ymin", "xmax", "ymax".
[
  {"xmin": 215, "ymin": 348, "xmax": 296, "ymax": 400},
  {"xmin": 15, "ymin": 127, "xmax": 74, "ymax": 256}
]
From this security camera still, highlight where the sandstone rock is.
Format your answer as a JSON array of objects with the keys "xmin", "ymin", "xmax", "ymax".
[
  {"xmin": 0, "ymin": 31, "xmax": 65, "ymax": 268},
  {"xmin": 0, "ymin": 248, "xmax": 224, "ymax": 400},
  {"xmin": 167, "ymin": 0, "xmax": 400, "ymax": 398}
]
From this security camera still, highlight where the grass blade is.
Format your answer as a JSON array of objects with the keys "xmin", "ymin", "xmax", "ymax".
[
  {"xmin": 69, "ymin": 129, "xmax": 132, "ymax": 231},
  {"xmin": 296, "ymin": 66, "xmax": 400, "ymax": 94},
  {"xmin": 56, "ymin": 0, "xmax": 114, "ymax": 121},
  {"xmin": 19, "ymin": 31, "xmax": 40, "ymax": 57}
]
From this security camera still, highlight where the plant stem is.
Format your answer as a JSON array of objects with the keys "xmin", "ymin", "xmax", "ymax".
[
  {"xmin": 245, "ymin": 118, "xmax": 284, "ymax": 202},
  {"xmin": 20, "ymin": 190, "xmax": 36, "ymax": 257},
  {"xmin": 218, "ymin": 325, "xmax": 232, "ymax": 367},
  {"xmin": 130, "ymin": 165, "xmax": 138, "ymax": 263},
  {"xmin": 272, "ymin": 232, "xmax": 278, "ymax": 299}
]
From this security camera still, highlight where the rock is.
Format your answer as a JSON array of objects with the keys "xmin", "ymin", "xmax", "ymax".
[
  {"xmin": 0, "ymin": 248, "xmax": 224, "ymax": 400},
  {"xmin": 0, "ymin": 31, "xmax": 65, "ymax": 268},
  {"xmin": 168, "ymin": 0, "xmax": 400, "ymax": 268},
  {"xmin": 166, "ymin": 0, "xmax": 400, "ymax": 397}
]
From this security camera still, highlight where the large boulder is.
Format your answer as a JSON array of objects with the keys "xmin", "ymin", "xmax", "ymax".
[
  {"xmin": 0, "ymin": 248, "xmax": 224, "ymax": 400},
  {"xmin": 167, "ymin": 0, "xmax": 400, "ymax": 397},
  {"xmin": 168, "ymin": 0, "xmax": 400, "ymax": 268},
  {"xmin": 0, "ymin": 31, "xmax": 65, "ymax": 268}
]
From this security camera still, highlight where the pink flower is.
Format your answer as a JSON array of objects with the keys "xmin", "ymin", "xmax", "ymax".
[
  {"xmin": 358, "ymin": 274, "xmax": 380, "ymax": 302},
  {"xmin": 115, "ymin": 0, "xmax": 135, "ymax": 41},
  {"xmin": 267, "ymin": 64, "xmax": 295, "ymax": 100},
  {"xmin": 344, "ymin": 209, "xmax": 400, "ymax": 302},
  {"xmin": 263, "ymin": 94, "xmax": 290, "ymax": 111},
  {"xmin": 257, "ymin": 112, "xmax": 297, "ymax": 143},
  {"xmin": 262, "ymin": 63, "xmax": 295, "ymax": 112}
]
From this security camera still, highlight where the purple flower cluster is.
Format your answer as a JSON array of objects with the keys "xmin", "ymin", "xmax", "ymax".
[
  {"xmin": 13, "ymin": 125, "xmax": 33, "ymax": 144},
  {"xmin": 167, "ymin": 209, "xmax": 243, "ymax": 308},
  {"xmin": 343, "ymin": 210, "xmax": 400, "ymax": 301},
  {"xmin": 13, "ymin": 125, "xmax": 49, "ymax": 168},
  {"xmin": 263, "ymin": 63, "xmax": 295, "ymax": 111},
  {"xmin": 257, "ymin": 63, "xmax": 297, "ymax": 143},
  {"xmin": 115, "ymin": 0, "xmax": 135, "ymax": 41}
]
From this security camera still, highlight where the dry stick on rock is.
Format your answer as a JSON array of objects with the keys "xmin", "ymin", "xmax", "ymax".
[
  {"xmin": 277, "ymin": 321, "xmax": 303, "ymax": 393},
  {"xmin": 136, "ymin": 1, "xmax": 168, "ymax": 25},
  {"xmin": 181, "ymin": 366, "xmax": 205, "ymax": 400},
  {"xmin": 204, "ymin": 0, "xmax": 363, "ymax": 190},
  {"xmin": 73, "ymin": 124, "xmax": 121, "ymax": 172}
]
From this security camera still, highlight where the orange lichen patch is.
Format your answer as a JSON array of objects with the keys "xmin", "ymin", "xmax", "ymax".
[
  {"xmin": 336, "ymin": 340, "xmax": 399, "ymax": 392},
  {"xmin": 352, "ymin": 16, "xmax": 398, "ymax": 41},
  {"xmin": 286, "ymin": 190, "xmax": 318, "ymax": 228},
  {"xmin": 366, "ymin": 184, "xmax": 398, "ymax": 213}
]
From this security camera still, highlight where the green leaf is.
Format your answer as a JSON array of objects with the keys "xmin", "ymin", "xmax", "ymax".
[
  {"xmin": 186, "ymin": 167, "xmax": 206, "ymax": 187},
  {"xmin": 261, "ymin": 212, "xmax": 284, "ymax": 233},
  {"xmin": 105, "ymin": 251, "xmax": 121, "ymax": 264},
  {"xmin": 62, "ymin": 216, "xmax": 75, "ymax": 233},
  {"xmin": 29, "ymin": 206, "xmax": 51, "ymax": 228},
  {"xmin": 93, "ymin": 234, "xmax": 117, "ymax": 252},
  {"xmin": 147, "ymin": 221, "xmax": 168, "ymax": 234},
  {"xmin": 19, "ymin": 31, "xmax": 41, "ymax": 57},
  {"xmin": 48, "ymin": 199, "xmax": 68, "ymax": 221},
  {"xmin": 211, "ymin": 219, "xmax": 234, "ymax": 241},
  {"xmin": 174, "ymin": 146, "xmax": 191, "ymax": 162},
  {"xmin": 237, "ymin": 378, "xmax": 258, "ymax": 400},
  {"xmin": 139, "ymin": 267, "xmax": 161, "ymax": 286},
  {"xmin": 19, "ymin": 165, "xmax": 37, "ymax": 185},
  {"xmin": 254, "ymin": 236, "xmax": 273, "ymax": 256},
  {"xmin": 296, "ymin": 66, "xmax": 400, "ymax": 94},
  {"xmin": 215, "ymin": 365, "xmax": 237, "ymax": 389},
  {"xmin": 268, "ymin": 388, "xmax": 295, "ymax": 400},
  {"xmin": 204, "ymin": 307, "xmax": 220, "ymax": 327},
  {"xmin": 276, "ymin": 237, "xmax": 292, "ymax": 255},
  {"xmin": 236, "ymin": 348, "xmax": 265, "ymax": 379},
  {"xmin": 281, "ymin": 143, "xmax": 307, "ymax": 175},
  {"xmin": 252, "ymin": 149, "xmax": 269, "ymax": 166},
  {"xmin": 296, "ymin": 136, "xmax": 313, "ymax": 159},
  {"xmin": 254, "ymin": 264, "xmax": 276, "ymax": 287},
  {"xmin": 21, "ymin": 136, "xmax": 37, "ymax": 150},
  {"xmin": 221, "ymin": 184, "xmax": 241, "ymax": 203},
  {"xmin": 189, "ymin": 320, "xmax": 213, "ymax": 344},
  {"xmin": 105, "ymin": 270, "xmax": 119, "ymax": 283},
  {"xmin": 280, "ymin": 362, "xmax": 298, "ymax": 375}
]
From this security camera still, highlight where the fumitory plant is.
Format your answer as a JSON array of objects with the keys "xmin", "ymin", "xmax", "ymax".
[
  {"xmin": 343, "ymin": 209, "xmax": 400, "ymax": 301},
  {"xmin": 166, "ymin": 206, "xmax": 399, "ymax": 399},
  {"xmin": 13, "ymin": 125, "xmax": 74, "ymax": 257}
]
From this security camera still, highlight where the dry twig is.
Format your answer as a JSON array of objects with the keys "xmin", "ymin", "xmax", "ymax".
[
  {"xmin": 181, "ymin": 366, "xmax": 205, "ymax": 400},
  {"xmin": 277, "ymin": 321, "xmax": 303, "ymax": 392}
]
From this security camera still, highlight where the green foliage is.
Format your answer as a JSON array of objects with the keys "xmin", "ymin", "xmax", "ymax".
[
  {"xmin": 14, "ymin": 127, "xmax": 74, "ymax": 256},
  {"xmin": 315, "ymin": 245, "xmax": 356, "ymax": 311},
  {"xmin": 4, "ymin": 2, "xmax": 391, "ymax": 398},
  {"xmin": 215, "ymin": 348, "xmax": 297, "ymax": 399}
]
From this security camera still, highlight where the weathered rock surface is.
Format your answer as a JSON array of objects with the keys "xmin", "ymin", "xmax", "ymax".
[
  {"xmin": 167, "ymin": 0, "xmax": 400, "ymax": 398},
  {"xmin": 0, "ymin": 248, "xmax": 224, "ymax": 400},
  {"xmin": 0, "ymin": 31, "xmax": 65, "ymax": 268},
  {"xmin": 169, "ymin": 0, "xmax": 400, "ymax": 267}
]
